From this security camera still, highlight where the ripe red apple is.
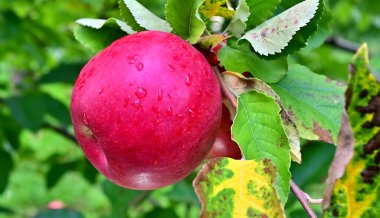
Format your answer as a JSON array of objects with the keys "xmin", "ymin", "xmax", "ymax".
[
  {"xmin": 70, "ymin": 31, "xmax": 222, "ymax": 190},
  {"xmin": 207, "ymin": 105, "xmax": 242, "ymax": 160}
]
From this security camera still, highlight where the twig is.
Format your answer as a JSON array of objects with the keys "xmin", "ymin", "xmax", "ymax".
[
  {"xmin": 325, "ymin": 37, "xmax": 360, "ymax": 54},
  {"xmin": 304, "ymin": 192, "xmax": 323, "ymax": 204},
  {"xmin": 42, "ymin": 123, "xmax": 77, "ymax": 143},
  {"xmin": 290, "ymin": 180, "xmax": 317, "ymax": 218},
  {"xmin": 215, "ymin": 69, "xmax": 318, "ymax": 217}
]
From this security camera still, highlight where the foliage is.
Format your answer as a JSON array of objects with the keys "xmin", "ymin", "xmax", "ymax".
[
  {"xmin": 324, "ymin": 45, "xmax": 380, "ymax": 217},
  {"xmin": 0, "ymin": 0, "xmax": 380, "ymax": 217}
]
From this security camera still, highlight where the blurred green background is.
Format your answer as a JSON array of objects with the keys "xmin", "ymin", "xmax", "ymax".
[{"xmin": 0, "ymin": 0, "xmax": 379, "ymax": 217}]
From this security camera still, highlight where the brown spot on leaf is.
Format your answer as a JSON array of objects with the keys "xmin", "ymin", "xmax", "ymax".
[
  {"xmin": 363, "ymin": 132, "xmax": 380, "ymax": 155},
  {"xmin": 332, "ymin": 208, "xmax": 339, "ymax": 217},
  {"xmin": 313, "ymin": 121, "xmax": 334, "ymax": 143},
  {"xmin": 375, "ymin": 151, "xmax": 380, "ymax": 164},
  {"xmin": 356, "ymin": 91, "xmax": 380, "ymax": 128},
  {"xmin": 261, "ymin": 28, "xmax": 269, "ymax": 37},
  {"xmin": 345, "ymin": 87, "xmax": 353, "ymax": 109},
  {"xmin": 359, "ymin": 90, "xmax": 369, "ymax": 98},
  {"xmin": 348, "ymin": 64, "xmax": 356, "ymax": 77}
]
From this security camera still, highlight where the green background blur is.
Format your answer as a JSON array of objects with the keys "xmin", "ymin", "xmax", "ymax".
[{"xmin": 0, "ymin": 0, "xmax": 379, "ymax": 217}]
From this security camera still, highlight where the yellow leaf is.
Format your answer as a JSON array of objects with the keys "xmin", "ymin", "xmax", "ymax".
[
  {"xmin": 194, "ymin": 158, "xmax": 285, "ymax": 217},
  {"xmin": 324, "ymin": 44, "xmax": 380, "ymax": 217},
  {"xmin": 199, "ymin": 0, "xmax": 235, "ymax": 19}
]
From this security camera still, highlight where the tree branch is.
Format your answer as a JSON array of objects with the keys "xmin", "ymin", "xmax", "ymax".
[
  {"xmin": 42, "ymin": 123, "xmax": 77, "ymax": 143},
  {"xmin": 325, "ymin": 37, "xmax": 360, "ymax": 54},
  {"xmin": 290, "ymin": 181, "xmax": 318, "ymax": 218},
  {"xmin": 215, "ymin": 69, "xmax": 318, "ymax": 217}
]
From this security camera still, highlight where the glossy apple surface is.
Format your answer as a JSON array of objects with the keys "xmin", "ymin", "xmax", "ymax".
[
  {"xmin": 70, "ymin": 31, "xmax": 222, "ymax": 190},
  {"xmin": 207, "ymin": 106, "xmax": 242, "ymax": 160}
]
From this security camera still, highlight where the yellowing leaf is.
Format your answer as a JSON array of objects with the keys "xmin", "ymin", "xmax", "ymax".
[
  {"xmin": 194, "ymin": 158, "xmax": 285, "ymax": 217},
  {"xmin": 199, "ymin": 0, "xmax": 235, "ymax": 19},
  {"xmin": 324, "ymin": 44, "xmax": 380, "ymax": 217},
  {"xmin": 198, "ymin": 34, "xmax": 227, "ymax": 49}
]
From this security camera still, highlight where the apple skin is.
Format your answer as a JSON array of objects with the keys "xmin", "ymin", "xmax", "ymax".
[
  {"xmin": 70, "ymin": 31, "xmax": 222, "ymax": 190},
  {"xmin": 207, "ymin": 106, "xmax": 242, "ymax": 160}
]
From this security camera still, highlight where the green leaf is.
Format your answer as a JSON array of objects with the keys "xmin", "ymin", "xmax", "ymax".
[
  {"xmin": 232, "ymin": 91, "xmax": 291, "ymax": 205},
  {"xmin": 167, "ymin": 181, "xmax": 199, "ymax": 204},
  {"xmin": 0, "ymin": 149, "xmax": 13, "ymax": 194},
  {"xmin": 38, "ymin": 63, "xmax": 84, "ymax": 84},
  {"xmin": 0, "ymin": 110, "xmax": 22, "ymax": 151},
  {"xmin": 218, "ymin": 45, "xmax": 288, "ymax": 83},
  {"xmin": 281, "ymin": 0, "xmax": 325, "ymax": 54},
  {"xmin": 291, "ymin": 141, "xmax": 335, "ymax": 189},
  {"xmin": 270, "ymin": 64, "xmax": 346, "ymax": 144},
  {"xmin": 225, "ymin": 0, "xmax": 250, "ymax": 37},
  {"xmin": 165, "ymin": 0, "xmax": 205, "ymax": 43},
  {"xmin": 302, "ymin": 5, "xmax": 332, "ymax": 51},
  {"xmin": 245, "ymin": 0, "xmax": 281, "ymax": 30},
  {"xmin": 5, "ymin": 92, "xmax": 71, "ymax": 131},
  {"xmin": 74, "ymin": 18, "xmax": 131, "ymax": 53},
  {"xmin": 102, "ymin": 180, "xmax": 145, "ymax": 217},
  {"xmin": 119, "ymin": 0, "xmax": 172, "ymax": 32},
  {"xmin": 33, "ymin": 209, "xmax": 84, "ymax": 218},
  {"xmin": 240, "ymin": 0, "xmax": 319, "ymax": 56},
  {"xmin": 222, "ymin": 72, "xmax": 301, "ymax": 163},
  {"xmin": 46, "ymin": 161, "xmax": 80, "ymax": 188},
  {"xmin": 324, "ymin": 44, "xmax": 380, "ymax": 217},
  {"xmin": 144, "ymin": 208, "xmax": 179, "ymax": 218},
  {"xmin": 188, "ymin": 0, "xmax": 207, "ymax": 44},
  {"xmin": 193, "ymin": 158, "xmax": 285, "ymax": 217},
  {"xmin": 81, "ymin": 159, "xmax": 98, "ymax": 184}
]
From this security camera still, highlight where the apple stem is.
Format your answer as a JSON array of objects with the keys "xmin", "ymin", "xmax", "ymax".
[{"xmin": 214, "ymin": 67, "xmax": 317, "ymax": 218}]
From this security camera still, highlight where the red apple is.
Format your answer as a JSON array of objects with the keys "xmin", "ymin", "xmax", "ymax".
[
  {"xmin": 207, "ymin": 105, "xmax": 242, "ymax": 160},
  {"xmin": 70, "ymin": 31, "xmax": 222, "ymax": 190}
]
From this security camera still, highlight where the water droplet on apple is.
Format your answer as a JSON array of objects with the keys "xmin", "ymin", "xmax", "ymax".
[
  {"xmin": 135, "ymin": 87, "xmax": 147, "ymax": 98},
  {"xmin": 127, "ymin": 55, "xmax": 137, "ymax": 64},
  {"xmin": 83, "ymin": 113, "xmax": 89, "ymax": 125},
  {"xmin": 168, "ymin": 64, "xmax": 175, "ymax": 72},
  {"xmin": 188, "ymin": 108, "xmax": 195, "ymax": 117},
  {"xmin": 176, "ymin": 113, "xmax": 183, "ymax": 119},
  {"xmin": 136, "ymin": 62, "xmax": 144, "ymax": 71},
  {"xmin": 98, "ymin": 87, "xmax": 104, "ymax": 95},
  {"xmin": 133, "ymin": 99, "xmax": 142, "ymax": 108},
  {"xmin": 196, "ymin": 91, "xmax": 202, "ymax": 96},
  {"xmin": 185, "ymin": 75, "xmax": 191, "ymax": 86},
  {"xmin": 157, "ymin": 89, "xmax": 163, "ymax": 101},
  {"xmin": 79, "ymin": 83, "xmax": 85, "ymax": 89},
  {"xmin": 154, "ymin": 160, "xmax": 158, "ymax": 166},
  {"xmin": 167, "ymin": 106, "xmax": 173, "ymax": 116},
  {"xmin": 167, "ymin": 92, "xmax": 173, "ymax": 99}
]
